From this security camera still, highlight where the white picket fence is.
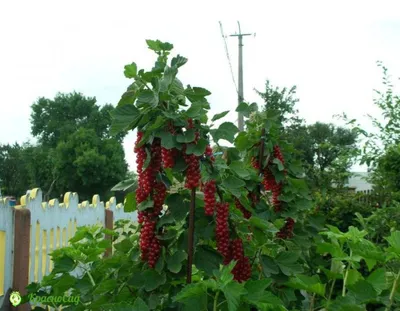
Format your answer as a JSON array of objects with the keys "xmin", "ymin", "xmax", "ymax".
[{"xmin": 0, "ymin": 188, "xmax": 137, "ymax": 308}]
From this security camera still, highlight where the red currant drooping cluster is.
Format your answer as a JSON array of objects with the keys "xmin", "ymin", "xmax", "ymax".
[
  {"xmin": 203, "ymin": 180, "xmax": 216, "ymax": 216},
  {"xmin": 234, "ymin": 198, "xmax": 251, "ymax": 219},
  {"xmin": 276, "ymin": 217, "xmax": 295, "ymax": 239},
  {"xmin": 251, "ymin": 157, "xmax": 260, "ymax": 170},
  {"xmin": 183, "ymin": 150, "xmax": 201, "ymax": 189},
  {"xmin": 205, "ymin": 145, "xmax": 215, "ymax": 161},
  {"xmin": 216, "ymin": 202, "xmax": 231, "ymax": 263},
  {"xmin": 231, "ymin": 238, "xmax": 252, "ymax": 282},
  {"xmin": 134, "ymin": 133, "xmax": 166, "ymax": 268},
  {"xmin": 261, "ymin": 145, "xmax": 286, "ymax": 212}
]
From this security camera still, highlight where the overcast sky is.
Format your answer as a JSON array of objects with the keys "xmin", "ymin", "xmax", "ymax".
[{"xmin": 1, "ymin": 0, "xmax": 399, "ymax": 173}]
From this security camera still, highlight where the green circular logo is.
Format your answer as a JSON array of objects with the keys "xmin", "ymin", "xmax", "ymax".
[{"xmin": 9, "ymin": 291, "xmax": 22, "ymax": 307}]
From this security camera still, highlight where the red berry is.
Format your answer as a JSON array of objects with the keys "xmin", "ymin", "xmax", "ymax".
[
  {"xmin": 276, "ymin": 217, "xmax": 295, "ymax": 239},
  {"xmin": 234, "ymin": 198, "xmax": 251, "ymax": 219},
  {"xmin": 203, "ymin": 180, "xmax": 216, "ymax": 216},
  {"xmin": 251, "ymin": 157, "xmax": 260, "ymax": 170},
  {"xmin": 216, "ymin": 202, "xmax": 231, "ymax": 261}
]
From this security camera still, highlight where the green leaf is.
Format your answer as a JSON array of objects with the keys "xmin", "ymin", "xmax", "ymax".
[
  {"xmin": 273, "ymin": 158, "xmax": 284, "ymax": 171},
  {"xmin": 385, "ymin": 230, "xmax": 400, "ymax": 255},
  {"xmin": 137, "ymin": 90, "xmax": 158, "ymax": 108},
  {"xmin": 234, "ymin": 132, "xmax": 252, "ymax": 151},
  {"xmin": 155, "ymin": 131, "xmax": 178, "ymax": 149},
  {"xmin": 346, "ymin": 269, "xmax": 362, "ymax": 286},
  {"xmin": 166, "ymin": 194, "xmax": 189, "ymax": 222},
  {"xmin": 111, "ymin": 179, "xmax": 137, "ymax": 192},
  {"xmin": 194, "ymin": 246, "xmax": 223, "ymax": 276},
  {"xmin": 171, "ymin": 55, "xmax": 188, "ymax": 68},
  {"xmin": 93, "ymin": 279, "xmax": 118, "ymax": 294},
  {"xmin": 222, "ymin": 175, "xmax": 246, "ymax": 189},
  {"xmin": 249, "ymin": 217, "xmax": 278, "ymax": 233},
  {"xmin": 146, "ymin": 39, "xmax": 173, "ymax": 52},
  {"xmin": 110, "ymin": 105, "xmax": 141, "ymax": 135},
  {"xmin": 235, "ymin": 102, "xmax": 252, "ymax": 117},
  {"xmin": 244, "ymin": 279, "xmax": 275, "ymax": 305},
  {"xmin": 142, "ymin": 270, "xmax": 166, "ymax": 291},
  {"xmin": 173, "ymin": 283, "xmax": 208, "ymax": 311},
  {"xmin": 260, "ymin": 255, "xmax": 279, "ymax": 276},
  {"xmin": 68, "ymin": 228, "xmax": 87, "ymax": 243},
  {"xmin": 211, "ymin": 122, "xmax": 239, "ymax": 143},
  {"xmin": 222, "ymin": 282, "xmax": 246, "ymax": 311},
  {"xmin": 137, "ymin": 199, "xmax": 154, "ymax": 211},
  {"xmin": 167, "ymin": 250, "xmax": 187, "ymax": 273},
  {"xmin": 176, "ymin": 129, "xmax": 196, "ymax": 143},
  {"xmin": 124, "ymin": 192, "xmax": 136, "ymax": 212},
  {"xmin": 185, "ymin": 138, "xmax": 207, "ymax": 156},
  {"xmin": 366, "ymin": 268, "xmax": 388, "ymax": 294},
  {"xmin": 347, "ymin": 280, "xmax": 377, "ymax": 303},
  {"xmin": 229, "ymin": 161, "xmax": 250, "ymax": 179},
  {"xmin": 160, "ymin": 66, "xmax": 178, "ymax": 92},
  {"xmin": 212, "ymin": 110, "xmax": 230, "ymax": 122},
  {"xmin": 114, "ymin": 238, "xmax": 133, "ymax": 252},
  {"xmin": 186, "ymin": 102, "xmax": 204, "ymax": 118},
  {"xmin": 275, "ymin": 251, "xmax": 304, "ymax": 276},
  {"xmin": 286, "ymin": 275, "xmax": 326, "ymax": 297},
  {"xmin": 52, "ymin": 256, "xmax": 75, "ymax": 273},
  {"xmin": 124, "ymin": 63, "xmax": 137, "ymax": 78},
  {"xmin": 132, "ymin": 297, "xmax": 149, "ymax": 311},
  {"xmin": 147, "ymin": 116, "xmax": 166, "ymax": 132}
]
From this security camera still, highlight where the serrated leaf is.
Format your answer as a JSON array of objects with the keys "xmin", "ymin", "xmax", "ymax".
[
  {"xmin": 260, "ymin": 255, "xmax": 279, "ymax": 276},
  {"xmin": 124, "ymin": 192, "xmax": 136, "ymax": 212},
  {"xmin": 275, "ymin": 252, "xmax": 304, "ymax": 276},
  {"xmin": 212, "ymin": 110, "xmax": 230, "ymax": 122},
  {"xmin": 286, "ymin": 275, "xmax": 326, "ymax": 297},
  {"xmin": 137, "ymin": 199, "xmax": 154, "ymax": 211},
  {"xmin": 211, "ymin": 122, "xmax": 239, "ymax": 143},
  {"xmin": 173, "ymin": 283, "xmax": 208, "ymax": 311},
  {"xmin": 124, "ymin": 63, "xmax": 137, "ymax": 78},
  {"xmin": 366, "ymin": 268, "xmax": 388, "ymax": 294},
  {"xmin": 167, "ymin": 250, "xmax": 187, "ymax": 273},
  {"xmin": 132, "ymin": 297, "xmax": 149, "ymax": 311},
  {"xmin": 171, "ymin": 55, "xmax": 188, "ymax": 68},
  {"xmin": 142, "ymin": 270, "xmax": 166, "ymax": 291},
  {"xmin": 166, "ymin": 194, "xmax": 189, "ymax": 222},
  {"xmin": 222, "ymin": 175, "xmax": 246, "ymax": 189},
  {"xmin": 194, "ymin": 246, "xmax": 223, "ymax": 276},
  {"xmin": 177, "ymin": 129, "xmax": 196, "ymax": 143},
  {"xmin": 137, "ymin": 90, "xmax": 158, "ymax": 108},
  {"xmin": 111, "ymin": 179, "xmax": 137, "ymax": 192},
  {"xmin": 229, "ymin": 161, "xmax": 250, "ymax": 179},
  {"xmin": 110, "ymin": 105, "xmax": 141, "ymax": 135},
  {"xmin": 234, "ymin": 132, "xmax": 252, "ymax": 151},
  {"xmin": 273, "ymin": 158, "xmax": 284, "ymax": 171},
  {"xmin": 186, "ymin": 102, "xmax": 203, "ymax": 118},
  {"xmin": 222, "ymin": 282, "xmax": 246, "ymax": 311}
]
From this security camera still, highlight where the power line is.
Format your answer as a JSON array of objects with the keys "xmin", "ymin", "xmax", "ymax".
[{"xmin": 219, "ymin": 21, "xmax": 238, "ymax": 95}]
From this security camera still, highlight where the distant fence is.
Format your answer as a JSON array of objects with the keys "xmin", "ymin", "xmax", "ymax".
[
  {"xmin": 356, "ymin": 189, "xmax": 391, "ymax": 207},
  {"xmin": 0, "ymin": 188, "xmax": 137, "ymax": 310}
]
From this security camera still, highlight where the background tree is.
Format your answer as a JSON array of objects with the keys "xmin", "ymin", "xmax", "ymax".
[
  {"xmin": 0, "ymin": 143, "xmax": 30, "ymax": 197},
  {"xmin": 257, "ymin": 80, "xmax": 359, "ymax": 192},
  {"xmin": 1, "ymin": 92, "xmax": 129, "ymax": 200}
]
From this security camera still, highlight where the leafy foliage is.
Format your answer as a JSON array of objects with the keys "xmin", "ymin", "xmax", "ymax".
[{"xmin": 24, "ymin": 40, "xmax": 400, "ymax": 311}]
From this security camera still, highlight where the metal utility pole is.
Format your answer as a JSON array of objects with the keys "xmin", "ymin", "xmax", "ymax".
[{"xmin": 230, "ymin": 21, "xmax": 253, "ymax": 131}]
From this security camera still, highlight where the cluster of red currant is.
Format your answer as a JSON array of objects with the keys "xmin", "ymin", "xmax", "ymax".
[
  {"xmin": 258, "ymin": 145, "xmax": 286, "ymax": 212},
  {"xmin": 162, "ymin": 122, "xmax": 179, "ymax": 168},
  {"xmin": 215, "ymin": 202, "xmax": 252, "ymax": 282},
  {"xmin": 203, "ymin": 180, "xmax": 217, "ymax": 216},
  {"xmin": 234, "ymin": 198, "xmax": 251, "ymax": 219},
  {"xmin": 276, "ymin": 217, "xmax": 295, "ymax": 239},
  {"xmin": 231, "ymin": 238, "xmax": 252, "ymax": 282},
  {"xmin": 135, "ymin": 133, "xmax": 166, "ymax": 268}
]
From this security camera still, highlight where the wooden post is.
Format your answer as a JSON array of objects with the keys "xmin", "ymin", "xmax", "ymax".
[
  {"xmin": 104, "ymin": 209, "xmax": 113, "ymax": 257},
  {"xmin": 12, "ymin": 208, "xmax": 31, "ymax": 311}
]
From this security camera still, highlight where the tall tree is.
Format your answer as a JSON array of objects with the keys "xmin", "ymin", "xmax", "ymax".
[
  {"xmin": 257, "ymin": 80, "xmax": 359, "ymax": 191},
  {"xmin": 0, "ymin": 143, "xmax": 30, "ymax": 197},
  {"xmin": 31, "ymin": 92, "xmax": 125, "ymax": 147},
  {"xmin": 29, "ymin": 92, "xmax": 128, "ymax": 200}
]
